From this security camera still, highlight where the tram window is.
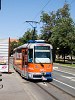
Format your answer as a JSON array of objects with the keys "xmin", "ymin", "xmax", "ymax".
[
  {"xmin": 28, "ymin": 49, "xmax": 33, "ymax": 62},
  {"xmin": 16, "ymin": 49, "xmax": 22, "ymax": 59},
  {"xmin": 35, "ymin": 52, "xmax": 50, "ymax": 58}
]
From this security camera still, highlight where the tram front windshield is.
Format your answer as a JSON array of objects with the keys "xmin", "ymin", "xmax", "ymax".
[{"xmin": 34, "ymin": 46, "xmax": 51, "ymax": 63}]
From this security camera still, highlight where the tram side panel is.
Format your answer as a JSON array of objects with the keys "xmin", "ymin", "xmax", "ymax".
[
  {"xmin": 13, "ymin": 50, "xmax": 22, "ymax": 73},
  {"xmin": 13, "ymin": 48, "xmax": 28, "ymax": 78}
]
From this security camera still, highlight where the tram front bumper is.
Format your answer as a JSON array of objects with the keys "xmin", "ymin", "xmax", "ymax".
[{"xmin": 28, "ymin": 72, "xmax": 52, "ymax": 80}]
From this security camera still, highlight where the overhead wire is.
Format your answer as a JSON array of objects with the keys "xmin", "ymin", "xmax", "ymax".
[
  {"xmin": 33, "ymin": 0, "xmax": 51, "ymax": 20},
  {"xmin": 24, "ymin": 0, "xmax": 74, "ymax": 32},
  {"xmin": 23, "ymin": 0, "xmax": 51, "ymax": 33},
  {"xmin": 32, "ymin": 0, "xmax": 51, "ymax": 34}
]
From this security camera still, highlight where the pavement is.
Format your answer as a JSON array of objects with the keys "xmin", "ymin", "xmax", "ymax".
[{"xmin": 0, "ymin": 66, "xmax": 34, "ymax": 100}]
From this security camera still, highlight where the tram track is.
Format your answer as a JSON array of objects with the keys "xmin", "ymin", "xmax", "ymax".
[
  {"xmin": 36, "ymin": 83, "xmax": 58, "ymax": 100},
  {"xmin": 49, "ymin": 81, "xmax": 75, "ymax": 98},
  {"xmin": 35, "ymin": 81, "xmax": 75, "ymax": 100}
]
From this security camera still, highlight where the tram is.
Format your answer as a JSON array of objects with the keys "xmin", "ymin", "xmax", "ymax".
[{"xmin": 13, "ymin": 40, "xmax": 53, "ymax": 81}]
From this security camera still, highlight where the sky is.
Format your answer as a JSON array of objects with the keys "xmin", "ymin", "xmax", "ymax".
[{"xmin": 0, "ymin": 0, "xmax": 75, "ymax": 39}]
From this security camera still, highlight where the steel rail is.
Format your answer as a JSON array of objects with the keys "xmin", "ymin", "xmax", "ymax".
[
  {"xmin": 36, "ymin": 83, "xmax": 59, "ymax": 100},
  {"xmin": 48, "ymin": 82, "xmax": 75, "ymax": 98}
]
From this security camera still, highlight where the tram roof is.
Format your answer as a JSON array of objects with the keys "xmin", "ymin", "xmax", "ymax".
[{"xmin": 14, "ymin": 40, "xmax": 53, "ymax": 51}]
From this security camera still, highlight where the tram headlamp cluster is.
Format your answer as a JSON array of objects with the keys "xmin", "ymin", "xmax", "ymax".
[{"xmin": 29, "ymin": 73, "xmax": 33, "ymax": 78}]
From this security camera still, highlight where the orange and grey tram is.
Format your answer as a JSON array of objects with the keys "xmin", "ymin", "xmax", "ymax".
[{"xmin": 13, "ymin": 40, "xmax": 53, "ymax": 81}]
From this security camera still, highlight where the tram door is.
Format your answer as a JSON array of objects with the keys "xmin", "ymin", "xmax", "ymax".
[{"xmin": 22, "ymin": 49, "xmax": 28, "ymax": 77}]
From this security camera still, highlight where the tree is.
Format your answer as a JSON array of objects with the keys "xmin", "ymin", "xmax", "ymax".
[
  {"xmin": 10, "ymin": 29, "xmax": 38, "ymax": 55},
  {"xmin": 10, "ymin": 41, "xmax": 19, "ymax": 56},
  {"xmin": 40, "ymin": 3, "xmax": 75, "ymax": 62},
  {"xmin": 19, "ymin": 29, "xmax": 38, "ymax": 44}
]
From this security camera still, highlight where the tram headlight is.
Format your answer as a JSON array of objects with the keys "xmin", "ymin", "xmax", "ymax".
[{"xmin": 29, "ymin": 73, "xmax": 33, "ymax": 78}]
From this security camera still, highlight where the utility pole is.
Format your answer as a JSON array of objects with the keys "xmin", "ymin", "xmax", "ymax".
[
  {"xmin": 0, "ymin": 0, "xmax": 1, "ymax": 10},
  {"xmin": 26, "ymin": 21, "xmax": 39, "ymax": 40}
]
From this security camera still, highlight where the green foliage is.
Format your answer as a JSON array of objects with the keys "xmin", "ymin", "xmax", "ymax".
[
  {"xmin": 10, "ymin": 41, "xmax": 19, "ymax": 56},
  {"xmin": 19, "ymin": 29, "xmax": 38, "ymax": 44},
  {"xmin": 10, "ymin": 3, "xmax": 75, "ymax": 61},
  {"xmin": 40, "ymin": 3, "xmax": 75, "ymax": 57},
  {"xmin": 10, "ymin": 29, "xmax": 38, "ymax": 55}
]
